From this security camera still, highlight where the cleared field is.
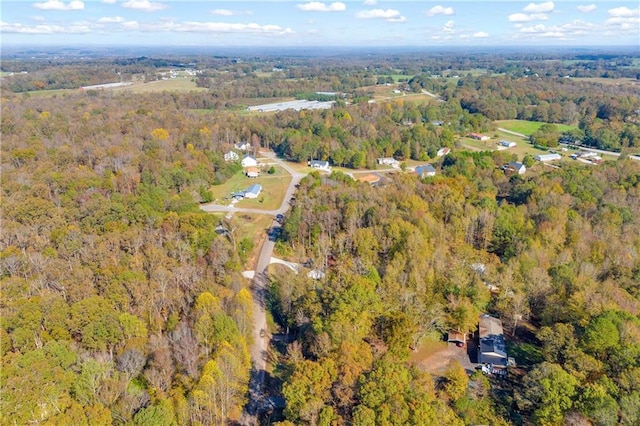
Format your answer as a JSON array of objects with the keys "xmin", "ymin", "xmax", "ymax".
[
  {"xmin": 114, "ymin": 78, "xmax": 208, "ymax": 93},
  {"xmin": 496, "ymin": 119, "xmax": 577, "ymax": 135},
  {"xmin": 17, "ymin": 88, "xmax": 77, "ymax": 98},
  {"xmin": 460, "ymin": 133, "xmax": 549, "ymax": 160},
  {"xmin": 209, "ymin": 167, "xmax": 291, "ymax": 210}
]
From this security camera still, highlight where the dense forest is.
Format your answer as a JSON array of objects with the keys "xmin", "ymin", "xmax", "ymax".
[{"xmin": 1, "ymin": 49, "xmax": 640, "ymax": 425}]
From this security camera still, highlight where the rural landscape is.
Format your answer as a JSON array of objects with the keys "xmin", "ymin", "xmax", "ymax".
[{"xmin": 1, "ymin": 41, "xmax": 640, "ymax": 426}]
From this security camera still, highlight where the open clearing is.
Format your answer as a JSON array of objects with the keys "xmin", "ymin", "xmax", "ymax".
[
  {"xmin": 209, "ymin": 166, "xmax": 291, "ymax": 211},
  {"xmin": 114, "ymin": 78, "xmax": 208, "ymax": 93},
  {"xmin": 496, "ymin": 119, "xmax": 577, "ymax": 135}
]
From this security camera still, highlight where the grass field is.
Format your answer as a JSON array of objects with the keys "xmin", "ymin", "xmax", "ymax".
[
  {"xmin": 114, "ymin": 78, "xmax": 208, "ymax": 94},
  {"xmin": 209, "ymin": 166, "xmax": 291, "ymax": 210},
  {"xmin": 496, "ymin": 119, "xmax": 577, "ymax": 135},
  {"xmin": 459, "ymin": 133, "xmax": 549, "ymax": 160}
]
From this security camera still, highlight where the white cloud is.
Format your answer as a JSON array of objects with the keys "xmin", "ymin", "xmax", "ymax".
[
  {"xmin": 102, "ymin": 0, "xmax": 117, "ymax": 3},
  {"xmin": 576, "ymin": 4, "xmax": 596, "ymax": 13},
  {"xmin": 508, "ymin": 12, "xmax": 548, "ymax": 22},
  {"xmin": 33, "ymin": 0, "xmax": 84, "ymax": 11},
  {"xmin": 297, "ymin": 2, "xmax": 346, "ymax": 12},
  {"xmin": 175, "ymin": 22, "xmax": 294, "ymax": 35},
  {"xmin": 443, "ymin": 20, "xmax": 455, "ymax": 33},
  {"xmin": 356, "ymin": 9, "xmax": 406, "ymax": 22},
  {"xmin": 523, "ymin": 1, "xmax": 554, "ymax": 13},
  {"xmin": 426, "ymin": 5, "xmax": 454, "ymax": 16},
  {"xmin": 473, "ymin": 31, "xmax": 489, "ymax": 38},
  {"xmin": 211, "ymin": 9, "xmax": 234, "ymax": 16},
  {"xmin": 516, "ymin": 20, "xmax": 597, "ymax": 40},
  {"xmin": 363, "ymin": 0, "xmax": 376, "ymax": 5},
  {"xmin": 121, "ymin": 0, "xmax": 166, "ymax": 12},
  {"xmin": 97, "ymin": 16, "xmax": 125, "ymax": 23},
  {"xmin": 608, "ymin": 7, "xmax": 638, "ymax": 17},
  {"xmin": 1, "ymin": 21, "xmax": 90, "ymax": 33}
]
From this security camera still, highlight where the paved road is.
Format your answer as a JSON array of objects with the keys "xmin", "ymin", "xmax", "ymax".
[{"xmin": 204, "ymin": 153, "xmax": 304, "ymax": 425}]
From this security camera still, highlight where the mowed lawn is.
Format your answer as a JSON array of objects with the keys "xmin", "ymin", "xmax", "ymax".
[
  {"xmin": 496, "ymin": 119, "xmax": 577, "ymax": 135},
  {"xmin": 459, "ymin": 132, "xmax": 549, "ymax": 160},
  {"xmin": 209, "ymin": 167, "xmax": 291, "ymax": 210}
]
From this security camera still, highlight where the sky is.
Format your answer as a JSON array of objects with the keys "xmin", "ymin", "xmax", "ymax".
[{"xmin": 1, "ymin": 0, "xmax": 639, "ymax": 47}]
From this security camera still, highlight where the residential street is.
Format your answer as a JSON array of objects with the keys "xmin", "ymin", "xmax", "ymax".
[{"xmin": 204, "ymin": 154, "xmax": 305, "ymax": 424}]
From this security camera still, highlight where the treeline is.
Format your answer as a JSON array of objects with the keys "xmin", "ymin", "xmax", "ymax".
[
  {"xmin": 272, "ymin": 155, "xmax": 640, "ymax": 424},
  {"xmin": 1, "ymin": 91, "xmax": 252, "ymax": 424}
]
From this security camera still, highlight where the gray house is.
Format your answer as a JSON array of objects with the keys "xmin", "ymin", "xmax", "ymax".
[{"xmin": 478, "ymin": 314, "xmax": 508, "ymax": 369}]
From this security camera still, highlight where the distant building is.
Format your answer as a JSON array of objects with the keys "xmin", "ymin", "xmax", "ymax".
[
  {"xmin": 504, "ymin": 161, "xmax": 526, "ymax": 175},
  {"xmin": 241, "ymin": 155, "xmax": 258, "ymax": 168},
  {"xmin": 235, "ymin": 142, "xmax": 251, "ymax": 151},
  {"xmin": 437, "ymin": 147, "xmax": 451, "ymax": 157},
  {"xmin": 244, "ymin": 184, "xmax": 262, "ymax": 199},
  {"xmin": 415, "ymin": 164, "xmax": 436, "ymax": 178},
  {"xmin": 377, "ymin": 157, "xmax": 399, "ymax": 166},
  {"xmin": 469, "ymin": 133, "xmax": 490, "ymax": 141},
  {"xmin": 535, "ymin": 153, "xmax": 562, "ymax": 162},
  {"xmin": 245, "ymin": 167, "xmax": 260, "ymax": 178},
  {"xmin": 478, "ymin": 314, "xmax": 508, "ymax": 369},
  {"xmin": 224, "ymin": 151, "xmax": 239, "ymax": 162},
  {"xmin": 499, "ymin": 140, "xmax": 517, "ymax": 148},
  {"xmin": 309, "ymin": 160, "xmax": 331, "ymax": 171}
]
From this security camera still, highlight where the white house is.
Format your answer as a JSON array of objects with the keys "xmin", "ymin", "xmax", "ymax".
[
  {"xmin": 235, "ymin": 142, "xmax": 251, "ymax": 151},
  {"xmin": 377, "ymin": 157, "xmax": 399, "ymax": 166},
  {"xmin": 535, "ymin": 153, "xmax": 562, "ymax": 162},
  {"xmin": 224, "ymin": 151, "xmax": 239, "ymax": 162},
  {"xmin": 499, "ymin": 140, "xmax": 517, "ymax": 148},
  {"xmin": 478, "ymin": 314, "xmax": 508, "ymax": 369},
  {"xmin": 415, "ymin": 164, "xmax": 436, "ymax": 178},
  {"xmin": 437, "ymin": 147, "xmax": 451, "ymax": 157},
  {"xmin": 241, "ymin": 155, "xmax": 258, "ymax": 168},
  {"xmin": 505, "ymin": 161, "xmax": 526, "ymax": 175},
  {"xmin": 309, "ymin": 160, "xmax": 331, "ymax": 171},
  {"xmin": 244, "ymin": 184, "xmax": 262, "ymax": 199}
]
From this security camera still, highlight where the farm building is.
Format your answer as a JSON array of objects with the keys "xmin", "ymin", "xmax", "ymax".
[
  {"xmin": 469, "ymin": 133, "xmax": 490, "ymax": 141},
  {"xmin": 535, "ymin": 153, "xmax": 562, "ymax": 162},
  {"xmin": 499, "ymin": 140, "xmax": 517, "ymax": 148}
]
